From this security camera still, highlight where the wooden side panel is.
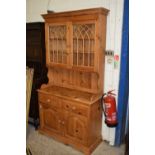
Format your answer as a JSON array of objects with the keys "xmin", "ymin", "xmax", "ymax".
[
  {"xmin": 45, "ymin": 23, "xmax": 50, "ymax": 65},
  {"xmin": 98, "ymin": 14, "xmax": 107, "ymax": 93},
  {"xmin": 88, "ymin": 100, "xmax": 102, "ymax": 146}
]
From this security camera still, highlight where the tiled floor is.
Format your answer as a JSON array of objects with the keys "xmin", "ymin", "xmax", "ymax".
[{"xmin": 27, "ymin": 125, "xmax": 125, "ymax": 155}]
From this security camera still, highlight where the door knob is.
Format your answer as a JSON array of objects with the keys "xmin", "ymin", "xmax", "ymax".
[
  {"xmin": 47, "ymin": 99, "xmax": 50, "ymax": 103},
  {"xmin": 72, "ymin": 106, "xmax": 76, "ymax": 110}
]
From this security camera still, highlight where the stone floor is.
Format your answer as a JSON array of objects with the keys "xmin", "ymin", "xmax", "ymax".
[{"xmin": 27, "ymin": 125, "xmax": 125, "ymax": 155}]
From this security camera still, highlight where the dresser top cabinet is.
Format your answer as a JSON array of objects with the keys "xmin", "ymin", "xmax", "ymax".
[
  {"xmin": 42, "ymin": 8, "xmax": 108, "ymax": 73},
  {"xmin": 41, "ymin": 8, "xmax": 109, "ymax": 94}
]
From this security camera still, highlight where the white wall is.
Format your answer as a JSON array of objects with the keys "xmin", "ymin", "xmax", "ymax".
[
  {"xmin": 26, "ymin": 0, "xmax": 49, "ymax": 22},
  {"xmin": 102, "ymin": 0, "xmax": 124, "ymax": 145},
  {"xmin": 26, "ymin": 0, "xmax": 124, "ymax": 145}
]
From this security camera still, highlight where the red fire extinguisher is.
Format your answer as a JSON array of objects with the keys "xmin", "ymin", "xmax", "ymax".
[{"xmin": 101, "ymin": 90, "xmax": 118, "ymax": 127}]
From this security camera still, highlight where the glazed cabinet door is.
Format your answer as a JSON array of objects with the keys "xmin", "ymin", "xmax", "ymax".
[
  {"xmin": 64, "ymin": 112, "xmax": 88, "ymax": 145},
  {"xmin": 39, "ymin": 104, "xmax": 62, "ymax": 134},
  {"xmin": 72, "ymin": 22, "xmax": 96, "ymax": 71},
  {"xmin": 45, "ymin": 23, "xmax": 71, "ymax": 67},
  {"xmin": 45, "ymin": 22, "xmax": 98, "ymax": 71}
]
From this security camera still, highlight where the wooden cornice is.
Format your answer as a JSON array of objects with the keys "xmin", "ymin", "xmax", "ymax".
[{"xmin": 42, "ymin": 7, "xmax": 109, "ymax": 20}]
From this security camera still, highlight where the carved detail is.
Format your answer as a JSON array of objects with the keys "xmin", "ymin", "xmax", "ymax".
[
  {"xmin": 49, "ymin": 25, "xmax": 67, "ymax": 64},
  {"xmin": 73, "ymin": 24, "xmax": 95, "ymax": 67}
]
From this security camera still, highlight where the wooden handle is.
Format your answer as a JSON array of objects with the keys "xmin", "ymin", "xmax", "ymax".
[
  {"xmin": 47, "ymin": 99, "xmax": 50, "ymax": 103},
  {"xmin": 72, "ymin": 106, "xmax": 76, "ymax": 110}
]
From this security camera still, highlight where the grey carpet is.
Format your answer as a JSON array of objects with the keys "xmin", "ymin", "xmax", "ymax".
[{"xmin": 27, "ymin": 125, "xmax": 125, "ymax": 155}]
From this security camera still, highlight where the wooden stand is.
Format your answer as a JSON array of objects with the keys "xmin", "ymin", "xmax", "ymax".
[{"xmin": 38, "ymin": 8, "xmax": 109, "ymax": 155}]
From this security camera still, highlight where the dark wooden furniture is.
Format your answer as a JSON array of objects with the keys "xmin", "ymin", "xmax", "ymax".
[
  {"xmin": 38, "ymin": 8, "xmax": 109, "ymax": 154},
  {"xmin": 26, "ymin": 22, "xmax": 48, "ymax": 128}
]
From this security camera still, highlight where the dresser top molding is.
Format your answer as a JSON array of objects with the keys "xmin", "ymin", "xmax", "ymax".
[{"xmin": 42, "ymin": 7, "xmax": 109, "ymax": 21}]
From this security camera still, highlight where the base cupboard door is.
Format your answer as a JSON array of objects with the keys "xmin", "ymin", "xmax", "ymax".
[
  {"xmin": 64, "ymin": 112, "xmax": 88, "ymax": 145},
  {"xmin": 40, "ymin": 104, "xmax": 61, "ymax": 134}
]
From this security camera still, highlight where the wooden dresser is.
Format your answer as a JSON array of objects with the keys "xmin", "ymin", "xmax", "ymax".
[{"xmin": 38, "ymin": 8, "xmax": 109, "ymax": 155}]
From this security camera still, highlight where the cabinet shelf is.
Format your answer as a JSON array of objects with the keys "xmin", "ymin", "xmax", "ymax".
[
  {"xmin": 49, "ymin": 50, "xmax": 68, "ymax": 64},
  {"xmin": 49, "ymin": 50, "xmax": 94, "ymax": 54},
  {"xmin": 38, "ymin": 85, "xmax": 100, "ymax": 103},
  {"xmin": 73, "ymin": 38, "xmax": 95, "ymax": 40},
  {"xmin": 50, "ymin": 50, "xmax": 68, "ymax": 53},
  {"xmin": 49, "ymin": 38, "xmax": 66, "ymax": 41},
  {"xmin": 73, "ymin": 52, "xmax": 94, "ymax": 67},
  {"xmin": 73, "ymin": 51, "xmax": 94, "ymax": 54}
]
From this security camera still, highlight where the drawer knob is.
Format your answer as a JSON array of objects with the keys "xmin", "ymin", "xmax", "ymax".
[
  {"xmin": 62, "ymin": 121, "xmax": 65, "ymax": 125},
  {"xmin": 47, "ymin": 99, "xmax": 50, "ymax": 103},
  {"xmin": 66, "ymin": 105, "xmax": 69, "ymax": 108},
  {"xmin": 72, "ymin": 106, "xmax": 76, "ymax": 110}
]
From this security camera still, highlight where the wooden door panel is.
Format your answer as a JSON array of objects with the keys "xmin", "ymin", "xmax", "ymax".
[
  {"xmin": 75, "ymin": 118, "xmax": 87, "ymax": 141},
  {"xmin": 64, "ymin": 112, "xmax": 88, "ymax": 144},
  {"xmin": 40, "ymin": 105, "xmax": 61, "ymax": 134},
  {"xmin": 66, "ymin": 116, "xmax": 75, "ymax": 137},
  {"xmin": 44, "ymin": 109, "xmax": 58, "ymax": 129}
]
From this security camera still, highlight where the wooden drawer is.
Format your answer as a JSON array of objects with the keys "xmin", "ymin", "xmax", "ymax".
[
  {"xmin": 38, "ymin": 93, "xmax": 61, "ymax": 108},
  {"xmin": 39, "ymin": 93, "xmax": 50, "ymax": 103},
  {"xmin": 62, "ymin": 100, "xmax": 89, "ymax": 117}
]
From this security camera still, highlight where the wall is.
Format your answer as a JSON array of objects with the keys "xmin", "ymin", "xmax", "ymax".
[
  {"xmin": 26, "ymin": 0, "xmax": 49, "ymax": 22},
  {"xmin": 26, "ymin": 0, "xmax": 124, "ymax": 146}
]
